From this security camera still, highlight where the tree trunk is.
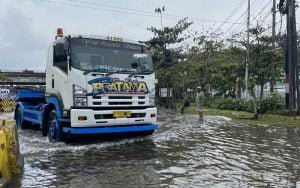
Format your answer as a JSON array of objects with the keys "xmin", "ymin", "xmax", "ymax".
[
  {"xmin": 253, "ymin": 98, "xmax": 258, "ymax": 119},
  {"xmin": 260, "ymin": 82, "xmax": 264, "ymax": 99}
]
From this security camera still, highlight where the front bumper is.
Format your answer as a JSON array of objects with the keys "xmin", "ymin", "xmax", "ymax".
[
  {"xmin": 70, "ymin": 107, "xmax": 157, "ymax": 127},
  {"xmin": 62, "ymin": 124, "xmax": 158, "ymax": 135}
]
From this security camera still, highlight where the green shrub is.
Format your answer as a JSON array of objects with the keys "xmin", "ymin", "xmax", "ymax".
[
  {"xmin": 213, "ymin": 98, "xmax": 251, "ymax": 111},
  {"xmin": 257, "ymin": 93, "xmax": 284, "ymax": 114},
  {"xmin": 211, "ymin": 93, "xmax": 284, "ymax": 114}
]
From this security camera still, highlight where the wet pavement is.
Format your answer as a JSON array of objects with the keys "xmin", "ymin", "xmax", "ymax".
[{"xmin": 5, "ymin": 110, "xmax": 300, "ymax": 187}]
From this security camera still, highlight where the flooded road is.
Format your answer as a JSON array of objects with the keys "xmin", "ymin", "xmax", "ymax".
[{"xmin": 8, "ymin": 110, "xmax": 300, "ymax": 187}]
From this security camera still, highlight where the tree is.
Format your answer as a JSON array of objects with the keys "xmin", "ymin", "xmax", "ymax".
[
  {"xmin": 186, "ymin": 33, "xmax": 245, "ymax": 97},
  {"xmin": 209, "ymin": 47, "xmax": 245, "ymax": 97},
  {"xmin": 147, "ymin": 7, "xmax": 193, "ymax": 108},
  {"xmin": 248, "ymin": 26, "xmax": 284, "ymax": 98},
  {"xmin": 148, "ymin": 17, "xmax": 193, "ymax": 47}
]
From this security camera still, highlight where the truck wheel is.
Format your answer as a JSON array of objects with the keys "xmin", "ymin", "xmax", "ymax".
[
  {"xmin": 16, "ymin": 108, "xmax": 29, "ymax": 129},
  {"xmin": 16, "ymin": 108, "xmax": 22, "ymax": 129},
  {"xmin": 47, "ymin": 110, "xmax": 62, "ymax": 142}
]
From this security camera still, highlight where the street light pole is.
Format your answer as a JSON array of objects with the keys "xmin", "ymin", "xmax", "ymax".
[
  {"xmin": 271, "ymin": 0, "xmax": 276, "ymax": 93},
  {"xmin": 245, "ymin": 0, "xmax": 250, "ymax": 99}
]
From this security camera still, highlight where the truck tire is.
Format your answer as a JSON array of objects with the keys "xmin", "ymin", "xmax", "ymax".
[
  {"xmin": 16, "ymin": 108, "xmax": 30, "ymax": 129},
  {"xmin": 42, "ymin": 108, "xmax": 51, "ymax": 137},
  {"xmin": 47, "ymin": 110, "xmax": 63, "ymax": 142}
]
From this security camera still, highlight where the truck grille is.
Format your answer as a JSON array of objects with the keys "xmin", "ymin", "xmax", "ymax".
[
  {"xmin": 91, "ymin": 95, "xmax": 147, "ymax": 107},
  {"xmin": 109, "ymin": 102, "xmax": 132, "ymax": 105},
  {"xmin": 94, "ymin": 113, "xmax": 146, "ymax": 119},
  {"xmin": 108, "ymin": 96, "xmax": 132, "ymax": 99}
]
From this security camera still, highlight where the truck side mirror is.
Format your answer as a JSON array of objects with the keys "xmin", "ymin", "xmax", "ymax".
[
  {"xmin": 54, "ymin": 43, "xmax": 67, "ymax": 63},
  {"xmin": 53, "ymin": 43, "xmax": 68, "ymax": 73},
  {"xmin": 164, "ymin": 49, "xmax": 172, "ymax": 66}
]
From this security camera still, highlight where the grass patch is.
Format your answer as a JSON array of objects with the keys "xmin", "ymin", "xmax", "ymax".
[{"xmin": 181, "ymin": 103, "xmax": 300, "ymax": 126}]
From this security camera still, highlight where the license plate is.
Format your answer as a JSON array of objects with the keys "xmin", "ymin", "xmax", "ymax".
[{"xmin": 113, "ymin": 111, "xmax": 131, "ymax": 118}]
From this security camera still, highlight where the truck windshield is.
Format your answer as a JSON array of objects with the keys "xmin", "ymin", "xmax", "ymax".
[{"xmin": 70, "ymin": 38, "xmax": 153, "ymax": 74}]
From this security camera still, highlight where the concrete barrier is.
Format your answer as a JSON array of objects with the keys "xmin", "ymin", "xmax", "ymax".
[{"xmin": 0, "ymin": 119, "xmax": 23, "ymax": 187}]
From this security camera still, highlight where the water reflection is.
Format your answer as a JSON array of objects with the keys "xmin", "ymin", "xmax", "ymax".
[
  {"xmin": 152, "ymin": 114, "xmax": 300, "ymax": 187},
  {"xmin": 9, "ymin": 111, "xmax": 300, "ymax": 187},
  {"xmin": 12, "ymin": 131, "xmax": 159, "ymax": 188}
]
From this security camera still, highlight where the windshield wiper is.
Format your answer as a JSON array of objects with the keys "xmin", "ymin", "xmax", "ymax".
[
  {"xmin": 99, "ymin": 69, "xmax": 134, "ymax": 76},
  {"xmin": 112, "ymin": 70, "xmax": 136, "ymax": 77},
  {"xmin": 128, "ymin": 70, "xmax": 153, "ymax": 77},
  {"xmin": 83, "ymin": 68, "xmax": 108, "ymax": 75}
]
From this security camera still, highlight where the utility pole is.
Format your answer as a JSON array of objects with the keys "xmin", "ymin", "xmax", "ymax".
[
  {"xmin": 245, "ymin": 0, "xmax": 250, "ymax": 100},
  {"xmin": 271, "ymin": 0, "xmax": 276, "ymax": 93},
  {"xmin": 290, "ymin": 0, "xmax": 300, "ymax": 111},
  {"xmin": 285, "ymin": 0, "xmax": 298, "ymax": 111},
  {"xmin": 291, "ymin": 0, "xmax": 300, "ymax": 112},
  {"xmin": 279, "ymin": 0, "xmax": 298, "ymax": 112},
  {"xmin": 290, "ymin": 0, "xmax": 297, "ymax": 110}
]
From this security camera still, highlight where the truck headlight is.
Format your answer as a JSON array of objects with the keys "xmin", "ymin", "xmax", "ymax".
[
  {"xmin": 149, "ymin": 89, "xmax": 156, "ymax": 106},
  {"xmin": 73, "ymin": 85, "xmax": 87, "ymax": 107},
  {"xmin": 149, "ymin": 94, "xmax": 155, "ymax": 106}
]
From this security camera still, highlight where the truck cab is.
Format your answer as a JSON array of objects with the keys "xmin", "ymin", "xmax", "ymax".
[{"xmin": 15, "ymin": 29, "xmax": 158, "ymax": 142}]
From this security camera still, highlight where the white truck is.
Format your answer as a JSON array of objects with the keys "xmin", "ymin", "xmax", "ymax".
[{"xmin": 15, "ymin": 28, "xmax": 158, "ymax": 142}]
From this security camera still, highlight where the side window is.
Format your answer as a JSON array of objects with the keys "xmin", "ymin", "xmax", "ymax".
[{"xmin": 53, "ymin": 43, "xmax": 68, "ymax": 73}]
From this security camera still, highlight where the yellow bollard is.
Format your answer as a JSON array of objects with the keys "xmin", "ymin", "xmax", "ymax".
[
  {"xmin": 0, "ymin": 129, "xmax": 9, "ymax": 179},
  {"xmin": 0, "ymin": 120, "xmax": 22, "ymax": 187}
]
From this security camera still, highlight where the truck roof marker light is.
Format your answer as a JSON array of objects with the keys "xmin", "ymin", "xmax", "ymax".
[{"xmin": 57, "ymin": 28, "xmax": 64, "ymax": 38}]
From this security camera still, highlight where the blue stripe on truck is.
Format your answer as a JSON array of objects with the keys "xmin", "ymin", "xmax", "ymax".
[{"xmin": 62, "ymin": 124, "xmax": 158, "ymax": 134}]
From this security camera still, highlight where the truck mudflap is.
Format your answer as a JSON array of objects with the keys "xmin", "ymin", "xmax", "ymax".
[{"xmin": 62, "ymin": 124, "xmax": 158, "ymax": 135}]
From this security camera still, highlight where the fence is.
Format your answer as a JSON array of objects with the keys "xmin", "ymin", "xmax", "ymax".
[{"xmin": 0, "ymin": 93, "xmax": 15, "ymax": 113}]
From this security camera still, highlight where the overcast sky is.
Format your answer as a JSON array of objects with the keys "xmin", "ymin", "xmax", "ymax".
[{"xmin": 0, "ymin": 0, "xmax": 298, "ymax": 71}]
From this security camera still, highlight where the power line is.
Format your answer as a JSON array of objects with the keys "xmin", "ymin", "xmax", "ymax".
[
  {"xmin": 68, "ymin": 0, "xmax": 246, "ymax": 24},
  {"xmin": 214, "ymin": 0, "xmax": 247, "ymax": 33},
  {"xmin": 234, "ymin": 0, "xmax": 273, "ymax": 34},
  {"xmin": 250, "ymin": 0, "xmax": 265, "ymax": 14},
  {"xmin": 251, "ymin": 0, "xmax": 273, "ymax": 23},
  {"xmin": 39, "ymin": 0, "xmax": 244, "ymax": 25},
  {"xmin": 226, "ymin": 0, "xmax": 260, "ymax": 34},
  {"xmin": 68, "ymin": 0, "xmax": 157, "ymax": 15},
  {"xmin": 235, "ymin": 0, "xmax": 272, "ymax": 34},
  {"xmin": 237, "ymin": 6, "xmax": 272, "ymax": 34}
]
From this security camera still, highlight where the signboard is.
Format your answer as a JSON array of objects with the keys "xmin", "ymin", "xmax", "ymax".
[{"xmin": 159, "ymin": 88, "xmax": 173, "ymax": 97}]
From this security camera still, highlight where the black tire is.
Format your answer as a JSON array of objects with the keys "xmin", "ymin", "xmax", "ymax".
[
  {"xmin": 42, "ymin": 124, "xmax": 48, "ymax": 137},
  {"xmin": 42, "ymin": 109, "xmax": 51, "ymax": 136},
  {"xmin": 47, "ymin": 110, "xmax": 63, "ymax": 142},
  {"xmin": 16, "ymin": 108, "xmax": 30, "ymax": 129}
]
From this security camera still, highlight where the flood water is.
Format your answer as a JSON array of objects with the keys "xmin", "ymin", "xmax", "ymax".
[{"xmin": 9, "ymin": 110, "xmax": 300, "ymax": 187}]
